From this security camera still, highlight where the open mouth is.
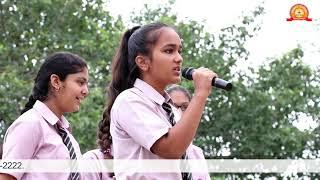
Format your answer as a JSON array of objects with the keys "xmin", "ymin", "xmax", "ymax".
[
  {"xmin": 173, "ymin": 67, "xmax": 181, "ymax": 72},
  {"xmin": 76, "ymin": 97, "xmax": 84, "ymax": 103}
]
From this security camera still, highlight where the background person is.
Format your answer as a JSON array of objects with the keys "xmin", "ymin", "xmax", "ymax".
[
  {"xmin": 0, "ymin": 52, "xmax": 89, "ymax": 180},
  {"xmin": 167, "ymin": 84, "xmax": 211, "ymax": 180}
]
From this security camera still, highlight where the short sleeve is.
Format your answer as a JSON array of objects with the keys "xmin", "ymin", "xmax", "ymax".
[
  {"xmin": 112, "ymin": 97, "xmax": 169, "ymax": 151},
  {"xmin": 1, "ymin": 119, "xmax": 41, "ymax": 179}
]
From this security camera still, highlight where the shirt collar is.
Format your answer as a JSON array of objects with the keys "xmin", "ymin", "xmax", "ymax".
[
  {"xmin": 133, "ymin": 78, "xmax": 172, "ymax": 105},
  {"xmin": 33, "ymin": 100, "xmax": 70, "ymax": 129}
]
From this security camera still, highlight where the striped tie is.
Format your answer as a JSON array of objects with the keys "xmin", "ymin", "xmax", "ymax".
[
  {"xmin": 57, "ymin": 125, "xmax": 80, "ymax": 180},
  {"xmin": 162, "ymin": 102, "xmax": 176, "ymax": 126},
  {"xmin": 162, "ymin": 102, "xmax": 192, "ymax": 180}
]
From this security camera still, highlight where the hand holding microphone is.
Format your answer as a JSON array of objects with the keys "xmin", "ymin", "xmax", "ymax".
[{"xmin": 182, "ymin": 67, "xmax": 233, "ymax": 91}]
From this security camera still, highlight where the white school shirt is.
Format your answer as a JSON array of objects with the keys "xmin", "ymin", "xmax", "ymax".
[
  {"xmin": 2, "ymin": 100, "xmax": 83, "ymax": 180},
  {"xmin": 110, "ymin": 78, "xmax": 191, "ymax": 180}
]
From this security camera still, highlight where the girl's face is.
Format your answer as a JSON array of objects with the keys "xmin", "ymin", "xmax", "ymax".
[
  {"xmin": 57, "ymin": 68, "xmax": 89, "ymax": 113},
  {"xmin": 169, "ymin": 90, "xmax": 190, "ymax": 112},
  {"xmin": 146, "ymin": 27, "xmax": 183, "ymax": 90}
]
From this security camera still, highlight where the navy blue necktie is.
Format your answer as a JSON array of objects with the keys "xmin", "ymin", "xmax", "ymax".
[{"xmin": 162, "ymin": 102, "xmax": 192, "ymax": 180}]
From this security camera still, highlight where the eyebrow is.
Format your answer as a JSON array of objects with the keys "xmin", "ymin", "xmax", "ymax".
[
  {"xmin": 163, "ymin": 44, "xmax": 182, "ymax": 49},
  {"xmin": 77, "ymin": 77, "xmax": 88, "ymax": 82}
]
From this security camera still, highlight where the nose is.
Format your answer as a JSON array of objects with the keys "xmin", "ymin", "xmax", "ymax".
[
  {"xmin": 82, "ymin": 85, "xmax": 89, "ymax": 97},
  {"xmin": 175, "ymin": 52, "xmax": 183, "ymax": 63}
]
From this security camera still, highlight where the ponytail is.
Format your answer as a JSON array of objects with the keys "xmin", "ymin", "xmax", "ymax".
[
  {"xmin": 21, "ymin": 74, "xmax": 49, "ymax": 114},
  {"xmin": 21, "ymin": 95, "xmax": 37, "ymax": 114},
  {"xmin": 98, "ymin": 23, "xmax": 172, "ymax": 153},
  {"xmin": 98, "ymin": 26, "xmax": 141, "ymax": 154}
]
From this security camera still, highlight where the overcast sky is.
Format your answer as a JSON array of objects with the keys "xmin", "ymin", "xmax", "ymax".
[{"xmin": 106, "ymin": 0, "xmax": 320, "ymax": 69}]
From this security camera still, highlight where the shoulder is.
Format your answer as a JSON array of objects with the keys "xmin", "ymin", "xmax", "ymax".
[
  {"xmin": 2, "ymin": 109, "xmax": 44, "ymax": 159},
  {"xmin": 4, "ymin": 109, "xmax": 45, "ymax": 147},
  {"xmin": 8, "ymin": 109, "xmax": 43, "ymax": 133},
  {"xmin": 116, "ymin": 88, "xmax": 144, "ymax": 103},
  {"xmin": 187, "ymin": 145, "xmax": 206, "ymax": 159},
  {"xmin": 83, "ymin": 149, "xmax": 104, "ymax": 159},
  {"xmin": 112, "ymin": 88, "xmax": 151, "ymax": 111},
  {"xmin": 191, "ymin": 144, "xmax": 203, "ymax": 153}
]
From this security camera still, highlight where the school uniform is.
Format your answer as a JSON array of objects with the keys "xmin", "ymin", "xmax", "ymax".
[
  {"xmin": 111, "ymin": 78, "xmax": 193, "ymax": 179},
  {"xmin": 2, "ymin": 100, "xmax": 82, "ymax": 179},
  {"xmin": 187, "ymin": 145, "xmax": 211, "ymax": 180},
  {"xmin": 82, "ymin": 149, "xmax": 114, "ymax": 180}
]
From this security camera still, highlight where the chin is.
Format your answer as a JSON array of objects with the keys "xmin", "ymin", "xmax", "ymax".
[
  {"xmin": 69, "ymin": 106, "xmax": 80, "ymax": 113},
  {"xmin": 172, "ymin": 77, "xmax": 181, "ymax": 84}
]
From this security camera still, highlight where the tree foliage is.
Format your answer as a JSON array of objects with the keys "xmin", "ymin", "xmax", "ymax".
[
  {"xmin": 1, "ymin": 2, "xmax": 320, "ymax": 179},
  {"xmin": 0, "ymin": 0, "xmax": 124, "ymax": 151},
  {"xmin": 128, "ymin": 2, "xmax": 320, "ymax": 178}
]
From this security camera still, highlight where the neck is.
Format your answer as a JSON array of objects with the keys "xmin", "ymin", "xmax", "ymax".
[
  {"xmin": 43, "ymin": 98, "xmax": 63, "ymax": 119},
  {"xmin": 142, "ymin": 76, "xmax": 166, "ymax": 96}
]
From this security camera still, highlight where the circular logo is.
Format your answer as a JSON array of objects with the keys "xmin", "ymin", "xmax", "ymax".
[{"xmin": 287, "ymin": 4, "xmax": 312, "ymax": 21}]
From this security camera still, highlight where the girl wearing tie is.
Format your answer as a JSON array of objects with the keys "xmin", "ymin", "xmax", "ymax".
[
  {"xmin": 99, "ymin": 22, "xmax": 217, "ymax": 179},
  {"xmin": 0, "ymin": 52, "xmax": 89, "ymax": 180}
]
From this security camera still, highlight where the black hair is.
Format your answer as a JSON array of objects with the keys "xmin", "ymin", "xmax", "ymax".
[
  {"xmin": 97, "ymin": 22, "xmax": 178, "ymax": 156},
  {"xmin": 166, "ymin": 84, "xmax": 192, "ymax": 101},
  {"xmin": 21, "ymin": 52, "xmax": 87, "ymax": 114}
]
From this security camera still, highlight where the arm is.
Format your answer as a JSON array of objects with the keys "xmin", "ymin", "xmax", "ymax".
[
  {"xmin": 0, "ymin": 173, "xmax": 17, "ymax": 180},
  {"xmin": 151, "ymin": 68, "xmax": 217, "ymax": 158}
]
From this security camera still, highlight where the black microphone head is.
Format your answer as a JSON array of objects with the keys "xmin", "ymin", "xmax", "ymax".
[
  {"xmin": 214, "ymin": 78, "xmax": 233, "ymax": 91},
  {"xmin": 181, "ymin": 67, "xmax": 194, "ymax": 80},
  {"xmin": 225, "ymin": 83, "xmax": 232, "ymax": 91}
]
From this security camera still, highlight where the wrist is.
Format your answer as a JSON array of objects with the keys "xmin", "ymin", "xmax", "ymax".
[{"xmin": 193, "ymin": 91, "xmax": 209, "ymax": 101}]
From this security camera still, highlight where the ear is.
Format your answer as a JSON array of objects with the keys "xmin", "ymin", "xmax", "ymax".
[
  {"xmin": 135, "ymin": 55, "xmax": 150, "ymax": 72},
  {"xmin": 50, "ymin": 74, "xmax": 62, "ymax": 91}
]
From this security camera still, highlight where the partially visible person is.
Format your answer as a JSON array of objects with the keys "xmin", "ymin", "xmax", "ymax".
[
  {"xmin": 166, "ymin": 85, "xmax": 191, "ymax": 113},
  {"xmin": 0, "ymin": 52, "xmax": 89, "ymax": 180},
  {"xmin": 81, "ymin": 118, "xmax": 114, "ymax": 180},
  {"xmin": 0, "ymin": 144, "xmax": 2, "ymax": 159},
  {"xmin": 167, "ymin": 84, "xmax": 211, "ymax": 180},
  {"xmin": 82, "ymin": 149, "xmax": 114, "ymax": 180},
  {"xmin": 0, "ymin": 118, "xmax": 5, "ymax": 159}
]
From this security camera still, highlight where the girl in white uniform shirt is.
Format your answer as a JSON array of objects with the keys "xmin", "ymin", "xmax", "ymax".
[
  {"xmin": 0, "ymin": 52, "xmax": 89, "ymax": 180},
  {"xmin": 101, "ymin": 22, "xmax": 217, "ymax": 179}
]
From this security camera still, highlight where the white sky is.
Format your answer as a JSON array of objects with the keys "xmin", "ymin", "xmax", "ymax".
[{"xmin": 106, "ymin": 0, "xmax": 320, "ymax": 69}]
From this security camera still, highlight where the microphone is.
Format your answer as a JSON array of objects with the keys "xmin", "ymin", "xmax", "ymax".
[{"xmin": 182, "ymin": 67, "xmax": 233, "ymax": 91}]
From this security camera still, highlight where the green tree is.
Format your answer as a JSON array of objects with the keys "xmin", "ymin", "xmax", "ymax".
[
  {"xmin": 0, "ymin": 0, "xmax": 124, "ymax": 152},
  {"xmin": 128, "ymin": 1, "xmax": 320, "ymax": 178},
  {"xmin": 1, "ymin": 2, "xmax": 319, "ymax": 179}
]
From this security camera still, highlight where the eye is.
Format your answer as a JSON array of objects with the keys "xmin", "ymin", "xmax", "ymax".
[
  {"xmin": 164, "ymin": 49, "xmax": 173, "ymax": 54},
  {"xmin": 78, "ymin": 80, "xmax": 86, "ymax": 86},
  {"xmin": 181, "ymin": 104, "xmax": 189, "ymax": 111}
]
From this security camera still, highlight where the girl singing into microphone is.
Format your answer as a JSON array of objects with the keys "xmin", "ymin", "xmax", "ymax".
[{"xmin": 99, "ymin": 22, "xmax": 217, "ymax": 179}]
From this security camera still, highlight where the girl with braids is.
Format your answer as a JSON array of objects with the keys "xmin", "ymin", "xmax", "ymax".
[
  {"xmin": 105, "ymin": 22, "xmax": 218, "ymax": 180},
  {"xmin": 0, "ymin": 52, "xmax": 89, "ymax": 180}
]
